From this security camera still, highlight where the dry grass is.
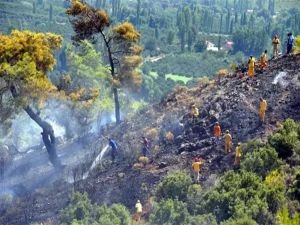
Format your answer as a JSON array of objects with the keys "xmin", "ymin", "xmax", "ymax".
[
  {"xmin": 153, "ymin": 145, "xmax": 160, "ymax": 155},
  {"xmin": 145, "ymin": 128, "xmax": 159, "ymax": 141},
  {"xmin": 138, "ymin": 156, "xmax": 149, "ymax": 165},
  {"xmin": 165, "ymin": 131, "xmax": 174, "ymax": 142},
  {"xmin": 132, "ymin": 162, "xmax": 144, "ymax": 169}
]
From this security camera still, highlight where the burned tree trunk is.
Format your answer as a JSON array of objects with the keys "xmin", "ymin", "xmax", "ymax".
[
  {"xmin": 10, "ymin": 85, "xmax": 61, "ymax": 167},
  {"xmin": 100, "ymin": 31, "xmax": 121, "ymax": 124}
]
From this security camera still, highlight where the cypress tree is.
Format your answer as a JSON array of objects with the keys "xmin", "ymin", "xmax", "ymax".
[
  {"xmin": 33, "ymin": 2, "xmax": 36, "ymax": 14},
  {"xmin": 136, "ymin": 0, "xmax": 141, "ymax": 26},
  {"xmin": 226, "ymin": 10, "xmax": 231, "ymax": 33},
  {"xmin": 155, "ymin": 27, "xmax": 159, "ymax": 40},
  {"xmin": 219, "ymin": 13, "xmax": 223, "ymax": 34},
  {"xmin": 230, "ymin": 19, "xmax": 234, "ymax": 34},
  {"xmin": 49, "ymin": 4, "xmax": 53, "ymax": 21}
]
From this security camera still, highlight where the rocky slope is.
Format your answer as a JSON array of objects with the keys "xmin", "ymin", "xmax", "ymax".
[{"xmin": 0, "ymin": 54, "xmax": 300, "ymax": 225}]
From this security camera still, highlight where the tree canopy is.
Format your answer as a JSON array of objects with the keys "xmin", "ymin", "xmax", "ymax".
[{"xmin": 67, "ymin": 0, "xmax": 143, "ymax": 123}]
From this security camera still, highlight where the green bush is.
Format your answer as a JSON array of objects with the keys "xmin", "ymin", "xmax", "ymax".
[
  {"xmin": 276, "ymin": 207, "xmax": 300, "ymax": 225},
  {"xmin": 194, "ymin": 38, "xmax": 207, "ymax": 53},
  {"xmin": 220, "ymin": 217, "xmax": 258, "ymax": 225},
  {"xmin": 60, "ymin": 192, "xmax": 131, "ymax": 225},
  {"xmin": 241, "ymin": 146, "xmax": 281, "ymax": 177},
  {"xmin": 97, "ymin": 204, "xmax": 131, "ymax": 225},
  {"xmin": 290, "ymin": 172, "xmax": 300, "ymax": 201},
  {"xmin": 149, "ymin": 199, "xmax": 190, "ymax": 225},
  {"xmin": 189, "ymin": 214, "xmax": 218, "ymax": 225},
  {"xmin": 265, "ymin": 170, "xmax": 286, "ymax": 213},
  {"xmin": 197, "ymin": 171, "xmax": 272, "ymax": 223},
  {"xmin": 60, "ymin": 192, "xmax": 94, "ymax": 224},
  {"xmin": 240, "ymin": 140, "xmax": 265, "ymax": 156},
  {"xmin": 269, "ymin": 119, "xmax": 300, "ymax": 159},
  {"xmin": 156, "ymin": 171, "xmax": 192, "ymax": 201}
]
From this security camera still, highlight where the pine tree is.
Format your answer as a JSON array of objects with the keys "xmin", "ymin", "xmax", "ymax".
[
  {"xmin": 136, "ymin": 0, "xmax": 141, "ymax": 26},
  {"xmin": 226, "ymin": 10, "xmax": 231, "ymax": 33},
  {"xmin": 67, "ymin": 0, "xmax": 142, "ymax": 123},
  {"xmin": 219, "ymin": 13, "xmax": 223, "ymax": 34},
  {"xmin": 235, "ymin": 12, "xmax": 238, "ymax": 24},
  {"xmin": 187, "ymin": 29, "xmax": 193, "ymax": 51},
  {"xmin": 230, "ymin": 19, "xmax": 234, "ymax": 34},
  {"xmin": 268, "ymin": 0, "xmax": 275, "ymax": 15},
  {"xmin": 49, "ymin": 4, "xmax": 53, "ymax": 21},
  {"xmin": 177, "ymin": 11, "xmax": 186, "ymax": 52},
  {"xmin": 167, "ymin": 30, "xmax": 175, "ymax": 45},
  {"xmin": 155, "ymin": 27, "xmax": 159, "ymax": 40},
  {"xmin": 33, "ymin": 2, "xmax": 36, "ymax": 14},
  {"xmin": 0, "ymin": 30, "xmax": 63, "ymax": 166}
]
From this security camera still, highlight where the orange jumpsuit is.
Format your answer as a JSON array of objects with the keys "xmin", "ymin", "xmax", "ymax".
[{"xmin": 213, "ymin": 125, "xmax": 221, "ymax": 138}]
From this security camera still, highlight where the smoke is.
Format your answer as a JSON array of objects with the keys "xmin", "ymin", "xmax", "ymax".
[
  {"xmin": 1, "ymin": 111, "xmax": 65, "ymax": 153},
  {"xmin": 0, "ymin": 91, "xmax": 137, "ymax": 198},
  {"xmin": 272, "ymin": 71, "xmax": 289, "ymax": 87},
  {"xmin": 90, "ymin": 112, "xmax": 116, "ymax": 134}
]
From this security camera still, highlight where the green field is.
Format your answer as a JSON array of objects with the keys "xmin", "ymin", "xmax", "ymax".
[{"xmin": 165, "ymin": 73, "xmax": 193, "ymax": 84}]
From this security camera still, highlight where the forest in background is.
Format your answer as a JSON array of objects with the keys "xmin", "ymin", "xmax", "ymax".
[{"xmin": 0, "ymin": 0, "xmax": 299, "ymax": 103}]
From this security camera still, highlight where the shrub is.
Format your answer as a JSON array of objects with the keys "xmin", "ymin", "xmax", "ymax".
[
  {"xmin": 220, "ymin": 217, "xmax": 258, "ymax": 225},
  {"xmin": 156, "ymin": 171, "xmax": 192, "ymax": 201},
  {"xmin": 194, "ymin": 38, "xmax": 207, "ymax": 52},
  {"xmin": 216, "ymin": 68, "xmax": 228, "ymax": 77},
  {"xmin": 60, "ymin": 192, "xmax": 131, "ymax": 225},
  {"xmin": 290, "ymin": 172, "xmax": 300, "ymax": 201},
  {"xmin": 241, "ymin": 140, "xmax": 265, "ymax": 156},
  {"xmin": 149, "ymin": 199, "xmax": 190, "ymax": 225},
  {"xmin": 132, "ymin": 162, "xmax": 144, "ymax": 169},
  {"xmin": 269, "ymin": 119, "xmax": 300, "ymax": 159},
  {"xmin": 189, "ymin": 214, "xmax": 218, "ymax": 225},
  {"xmin": 60, "ymin": 192, "xmax": 94, "ymax": 224},
  {"xmin": 241, "ymin": 146, "xmax": 281, "ymax": 177},
  {"xmin": 265, "ymin": 170, "xmax": 286, "ymax": 213},
  {"xmin": 276, "ymin": 207, "xmax": 300, "ymax": 225},
  {"xmin": 138, "ymin": 156, "xmax": 149, "ymax": 165},
  {"xmin": 153, "ymin": 145, "xmax": 160, "ymax": 155},
  {"xmin": 164, "ymin": 131, "xmax": 174, "ymax": 142},
  {"xmin": 294, "ymin": 35, "xmax": 300, "ymax": 54},
  {"xmin": 97, "ymin": 204, "xmax": 131, "ymax": 225},
  {"xmin": 198, "ymin": 171, "xmax": 271, "ymax": 223},
  {"xmin": 145, "ymin": 128, "xmax": 159, "ymax": 141}
]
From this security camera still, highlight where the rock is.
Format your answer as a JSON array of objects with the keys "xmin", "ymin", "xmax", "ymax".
[
  {"xmin": 174, "ymin": 135, "xmax": 184, "ymax": 145},
  {"xmin": 179, "ymin": 142, "xmax": 197, "ymax": 153},
  {"xmin": 158, "ymin": 162, "xmax": 168, "ymax": 169},
  {"xmin": 117, "ymin": 172, "xmax": 125, "ymax": 179},
  {"xmin": 196, "ymin": 140, "xmax": 213, "ymax": 149},
  {"xmin": 209, "ymin": 115, "xmax": 218, "ymax": 124},
  {"xmin": 201, "ymin": 108, "xmax": 208, "ymax": 118}
]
